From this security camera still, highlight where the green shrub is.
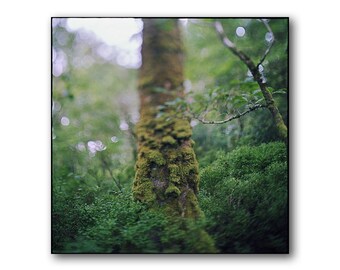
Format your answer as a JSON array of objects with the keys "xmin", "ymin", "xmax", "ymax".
[
  {"xmin": 199, "ymin": 142, "xmax": 288, "ymax": 253},
  {"xmin": 53, "ymin": 142, "xmax": 287, "ymax": 253},
  {"xmin": 53, "ymin": 188, "xmax": 215, "ymax": 253}
]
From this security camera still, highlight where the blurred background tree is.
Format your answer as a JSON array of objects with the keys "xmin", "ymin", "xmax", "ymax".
[{"xmin": 52, "ymin": 18, "xmax": 288, "ymax": 253}]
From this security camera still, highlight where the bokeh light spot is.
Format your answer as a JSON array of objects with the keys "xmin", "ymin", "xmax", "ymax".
[
  {"xmin": 61, "ymin": 116, "xmax": 70, "ymax": 126},
  {"xmin": 111, "ymin": 136, "xmax": 119, "ymax": 143},
  {"xmin": 258, "ymin": 64, "xmax": 264, "ymax": 72},
  {"xmin": 265, "ymin": 32, "xmax": 273, "ymax": 43},
  {"xmin": 190, "ymin": 119, "xmax": 199, "ymax": 127},
  {"xmin": 236, "ymin": 27, "xmax": 246, "ymax": 37},
  {"xmin": 119, "ymin": 121, "xmax": 129, "ymax": 131},
  {"xmin": 76, "ymin": 142, "xmax": 86, "ymax": 152}
]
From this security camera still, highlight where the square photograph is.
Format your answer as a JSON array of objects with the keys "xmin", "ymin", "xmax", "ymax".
[{"xmin": 52, "ymin": 17, "xmax": 288, "ymax": 254}]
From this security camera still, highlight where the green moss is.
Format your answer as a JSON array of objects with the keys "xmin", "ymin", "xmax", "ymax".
[
  {"xmin": 169, "ymin": 164, "xmax": 183, "ymax": 183},
  {"xmin": 171, "ymin": 119, "xmax": 192, "ymax": 139},
  {"xmin": 135, "ymin": 159, "xmax": 150, "ymax": 179},
  {"xmin": 168, "ymin": 149, "xmax": 181, "ymax": 163},
  {"xmin": 175, "ymin": 131, "xmax": 190, "ymax": 139},
  {"xmin": 155, "ymin": 119, "xmax": 173, "ymax": 131},
  {"xmin": 181, "ymin": 189, "xmax": 202, "ymax": 218},
  {"xmin": 163, "ymin": 199, "xmax": 181, "ymax": 217},
  {"xmin": 277, "ymin": 122, "xmax": 288, "ymax": 141},
  {"xmin": 165, "ymin": 184, "xmax": 181, "ymax": 197},
  {"xmin": 130, "ymin": 19, "xmax": 217, "ymax": 252},
  {"xmin": 144, "ymin": 148, "xmax": 166, "ymax": 166},
  {"xmin": 133, "ymin": 181, "xmax": 156, "ymax": 204},
  {"xmin": 170, "ymin": 177, "xmax": 181, "ymax": 184},
  {"xmin": 161, "ymin": 135, "xmax": 177, "ymax": 145},
  {"xmin": 181, "ymin": 163, "xmax": 198, "ymax": 177},
  {"xmin": 168, "ymin": 164, "xmax": 181, "ymax": 184},
  {"xmin": 182, "ymin": 146, "xmax": 195, "ymax": 161},
  {"xmin": 168, "ymin": 164, "xmax": 180, "ymax": 175},
  {"xmin": 134, "ymin": 22, "xmax": 202, "ymax": 217}
]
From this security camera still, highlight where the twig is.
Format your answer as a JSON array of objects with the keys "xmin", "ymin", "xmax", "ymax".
[
  {"xmin": 101, "ymin": 157, "xmax": 123, "ymax": 192},
  {"xmin": 194, "ymin": 104, "xmax": 267, "ymax": 124},
  {"xmin": 257, "ymin": 19, "xmax": 275, "ymax": 68},
  {"xmin": 213, "ymin": 19, "xmax": 287, "ymax": 141},
  {"xmin": 107, "ymin": 169, "xmax": 123, "ymax": 193},
  {"xmin": 214, "ymin": 21, "xmax": 257, "ymax": 72}
]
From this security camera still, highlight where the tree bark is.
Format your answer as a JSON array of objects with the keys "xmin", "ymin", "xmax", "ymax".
[
  {"xmin": 133, "ymin": 19, "xmax": 216, "ymax": 253},
  {"xmin": 133, "ymin": 19, "xmax": 204, "ymax": 218}
]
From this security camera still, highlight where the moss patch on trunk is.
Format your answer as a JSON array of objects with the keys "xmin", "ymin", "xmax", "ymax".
[{"xmin": 133, "ymin": 107, "xmax": 201, "ymax": 218}]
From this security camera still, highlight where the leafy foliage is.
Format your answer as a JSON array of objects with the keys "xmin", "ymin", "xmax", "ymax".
[
  {"xmin": 184, "ymin": 18, "xmax": 288, "ymax": 149},
  {"xmin": 53, "ymin": 188, "xmax": 214, "ymax": 253},
  {"xmin": 52, "ymin": 18, "xmax": 288, "ymax": 253},
  {"xmin": 53, "ymin": 142, "xmax": 287, "ymax": 253},
  {"xmin": 199, "ymin": 142, "xmax": 288, "ymax": 253}
]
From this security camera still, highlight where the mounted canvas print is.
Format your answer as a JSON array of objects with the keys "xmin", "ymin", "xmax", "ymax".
[{"xmin": 52, "ymin": 17, "xmax": 288, "ymax": 254}]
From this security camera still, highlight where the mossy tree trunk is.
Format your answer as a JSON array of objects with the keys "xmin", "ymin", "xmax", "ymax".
[{"xmin": 133, "ymin": 19, "xmax": 203, "ymax": 218}]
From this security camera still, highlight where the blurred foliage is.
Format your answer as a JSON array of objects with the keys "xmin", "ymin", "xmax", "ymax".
[
  {"xmin": 52, "ymin": 18, "xmax": 288, "ymax": 253},
  {"xmin": 185, "ymin": 18, "xmax": 288, "ymax": 153},
  {"xmin": 52, "ymin": 19, "xmax": 139, "ymax": 191},
  {"xmin": 53, "ymin": 188, "xmax": 214, "ymax": 253},
  {"xmin": 199, "ymin": 142, "xmax": 288, "ymax": 253}
]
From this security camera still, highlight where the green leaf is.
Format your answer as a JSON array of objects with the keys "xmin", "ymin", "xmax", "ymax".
[
  {"xmin": 254, "ymin": 98, "xmax": 264, "ymax": 104},
  {"xmin": 252, "ymin": 89, "xmax": 262, "ymax": 95},
  {"xmin": 272, "ymin": 88, "xmax": 287, "ymax": 95},
  {"xmin": 232, "ymin": 95, "xmax": 248, "ymax": 107},
  {"xmin": 267, "ymin": 87, "xmax": 275, "ymax": 93}
]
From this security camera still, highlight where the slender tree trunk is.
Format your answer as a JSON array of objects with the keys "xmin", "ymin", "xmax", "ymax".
[
  {"xmin": 231, "ymin": 51, "xmax": 288, "ymax": 143},
  {"xmin": 133, "ymin": 19, "xmax": 203, "ymax": 218},
  {"xmin": 251, "ymin": 67, "xmax": 288, "ymax": 143}
]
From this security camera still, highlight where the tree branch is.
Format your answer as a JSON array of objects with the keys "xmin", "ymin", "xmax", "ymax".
[
  {"xmin": 214, "ymin": 21, "xmax": 257, "ymax": 72},
  {"xmin": 214, "ymin": 19, "xmax": 287, "ymax": 141},
  {"xmin": 257, "ymin": 19, "xmax": 275, "ymax": 68},
  {"xmin": 100, "ymin": 157, "xmax": 123, "ymax": 192},
  {"xmin": 194, "ymin": 104, "xmax": 267, "ymax": 124}
]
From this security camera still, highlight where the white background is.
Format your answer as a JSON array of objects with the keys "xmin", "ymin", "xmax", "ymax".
[{"xmin": 0, "ymin": 0, "xmax": 339, "ymax": 269}]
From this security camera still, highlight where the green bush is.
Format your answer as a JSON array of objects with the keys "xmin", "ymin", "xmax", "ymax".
[
  {"xmin": 52, "ymin": 142, "xmax": 287, "ymax": 253},
  {"xmin": 53, "ymin": 188, "xmax": 215, "ymax": 253},
  {"xmin": 199, "ymin": 142, "xmax": 288, "ymax": 253}
]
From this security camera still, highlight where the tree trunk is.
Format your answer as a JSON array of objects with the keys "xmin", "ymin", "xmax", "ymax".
[
  {"xmin": 133, "ymin": 19, "xmax": 216, "ymax": 253},
  {"xmin": 251, "ymin": 68, "xmax": 288, "ymax": 143},
  {"xmin": 133, "ymin": 18, "xmax": 203, "ymax": 218}
]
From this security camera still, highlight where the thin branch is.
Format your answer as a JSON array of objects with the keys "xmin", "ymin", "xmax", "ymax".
[
  {"xmin": 194, "ymin": 104, "xmax": 267, "ymax": 124},
  {"xmin": 184, "ymin": 19, "xmax": 286, "ymax": 140},
  {"xmin": 213, "ymin": 19, "xmax": 287, "ymax": 141},
  {"xmin": 100, "ymin": 157, "xmax": 123, "ymax": 192},
  {"xmin": 214, "ymin": 21, "xmax": 257, "ymax": 72},
  {"xmin": 257, "ymin": 19, "xmax": 275, "ymax": 68},
  {"xmin": 107, "ymin": 168, "xmax": 123, "ymax": 193}
]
